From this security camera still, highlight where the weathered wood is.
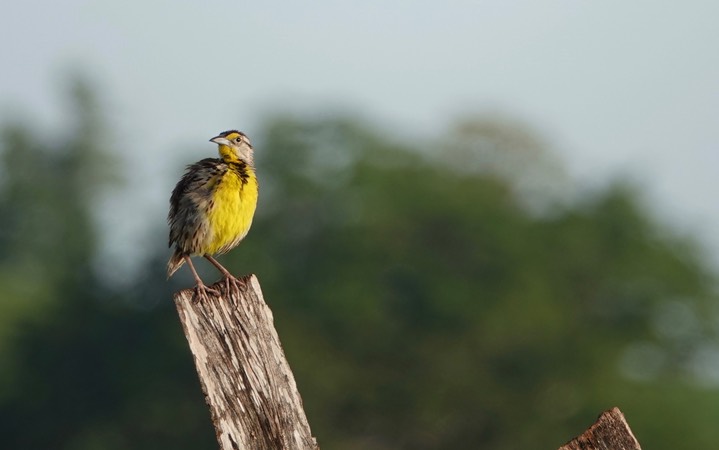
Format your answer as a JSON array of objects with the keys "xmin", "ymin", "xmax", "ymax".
[
  {"xmin": 174, "ymin": 275, "xmax": 319, "ymax": 450},
  {"xmin": 559, "ymin": 407, "xmax": 641, "ymax": 450}
]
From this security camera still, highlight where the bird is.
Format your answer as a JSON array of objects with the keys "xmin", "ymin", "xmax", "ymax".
[{"xmin": 167, "ymin": 130, "xmax": 259, "ymax": 299}]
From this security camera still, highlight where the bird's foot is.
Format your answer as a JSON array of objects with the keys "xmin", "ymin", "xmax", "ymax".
[
  {"xmin": 193, "ymin": 282, "xmax": 220, "ymax": 303},
  {"xmin": 222, "ymin": 275, "xmax": 245, "ymax": 297}
]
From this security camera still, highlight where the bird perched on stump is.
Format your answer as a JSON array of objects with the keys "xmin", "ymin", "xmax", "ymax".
[{"xmin": 167, "ymin": 130, "xmax": 259, "ymax": 299}]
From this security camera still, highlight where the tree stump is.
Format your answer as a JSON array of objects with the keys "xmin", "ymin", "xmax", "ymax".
[
  {"xmin": 174, "ymin": 274, "xmax": 319, "ymax": 450},
  {"xmin": 559, "ymin": 407, "xmax": 641, "ymax": 450}
]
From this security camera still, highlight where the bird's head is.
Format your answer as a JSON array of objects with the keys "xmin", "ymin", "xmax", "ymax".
[{"xmin": 210, "ymin": 130, "xmax": 254, "ymax": 165}]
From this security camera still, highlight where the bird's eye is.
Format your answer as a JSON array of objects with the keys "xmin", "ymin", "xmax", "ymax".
[{"xmin": 234, "ymin": 137, "xmax": 242, "ymax": 143}]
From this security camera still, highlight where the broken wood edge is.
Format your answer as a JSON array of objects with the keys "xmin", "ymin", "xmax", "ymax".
[
  {"xmin": 559, "ymin": 407, "xmax": 641, "ymax": 450},
  {"xmin": 173, "ymin": 274, "xmax": 319, "ymax": 450}
]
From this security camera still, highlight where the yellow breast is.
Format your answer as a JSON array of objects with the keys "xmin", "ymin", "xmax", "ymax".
[{"xmin": 205, "ymin": 167, "xmax": 258, "ymax": 255}]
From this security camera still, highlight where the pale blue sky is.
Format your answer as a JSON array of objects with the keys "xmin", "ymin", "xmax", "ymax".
[{"xmin": 2, "ymin": 1, "xmax": 719, "ymax": 274}]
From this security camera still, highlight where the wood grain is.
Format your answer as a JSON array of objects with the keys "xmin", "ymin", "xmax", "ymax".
[
  {"xmin": 559, "ymin": 407, "xmax": 641, "ymax": 450},
  {"xmin": 174, "ymin": 275, "xmax": 319, "ymax": 450}
]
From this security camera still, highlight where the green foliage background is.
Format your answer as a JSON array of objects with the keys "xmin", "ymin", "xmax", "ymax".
[{"xmin": 1, "ymin": 82, "xmax": 718, "ymax": 449}]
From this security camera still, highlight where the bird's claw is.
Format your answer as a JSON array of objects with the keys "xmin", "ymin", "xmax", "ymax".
[
  {"xmin": 193, "ymin": 283, "xmax": 220, "ymax": 302},
  {"xmin": 222, "ymin": 275, "xmax": 243, "ymax": 297}
]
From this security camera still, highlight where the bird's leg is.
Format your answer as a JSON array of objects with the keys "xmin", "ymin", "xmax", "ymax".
[
  {"xmin": 204, "ymin": 255, "xmax": 242, "ymax": 294},
  {"xmin": 185, "ymin": 255, "xmax": 220, "ymax": 301},
  {"xmin": 204, "ymin": 255, "xmax": 235, "ymax": 278}
]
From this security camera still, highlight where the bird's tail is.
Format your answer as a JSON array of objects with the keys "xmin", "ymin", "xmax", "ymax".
[{"xmin": 167, "ymin": 250, "xmax": 185, "ymax": 279}]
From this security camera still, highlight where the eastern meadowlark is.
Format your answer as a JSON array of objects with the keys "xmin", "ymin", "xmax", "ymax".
[{"xmin": 167, "ymin": 130, "xmax": 259, "ymax": 298}]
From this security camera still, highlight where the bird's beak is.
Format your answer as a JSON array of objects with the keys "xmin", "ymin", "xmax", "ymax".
[{"xmin": 210, "ymin": 136, "xmax": 232, "ymax": 146}]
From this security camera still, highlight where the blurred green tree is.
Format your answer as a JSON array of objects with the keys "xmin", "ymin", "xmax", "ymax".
[
  {"xmin": 1, "ymin": 85, "xmax": 718, "ymax": 450},
  {"xmin": 0, "ymin": 80, "xmax": 215, "ymax": 450},
  {"xmin": 233, "ymin": 115, "xmax": 719, "ymax": 450}
]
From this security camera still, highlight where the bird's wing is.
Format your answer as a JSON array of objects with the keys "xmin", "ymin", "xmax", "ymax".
[{"xmin": 168, "ymin": 158, "xmax": 226, "ymax": 248}]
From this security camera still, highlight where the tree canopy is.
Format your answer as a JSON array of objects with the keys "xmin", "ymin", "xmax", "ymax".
[{"xmin": 1, "ymin": 84, "xmax": 718, "ymax": 449}]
